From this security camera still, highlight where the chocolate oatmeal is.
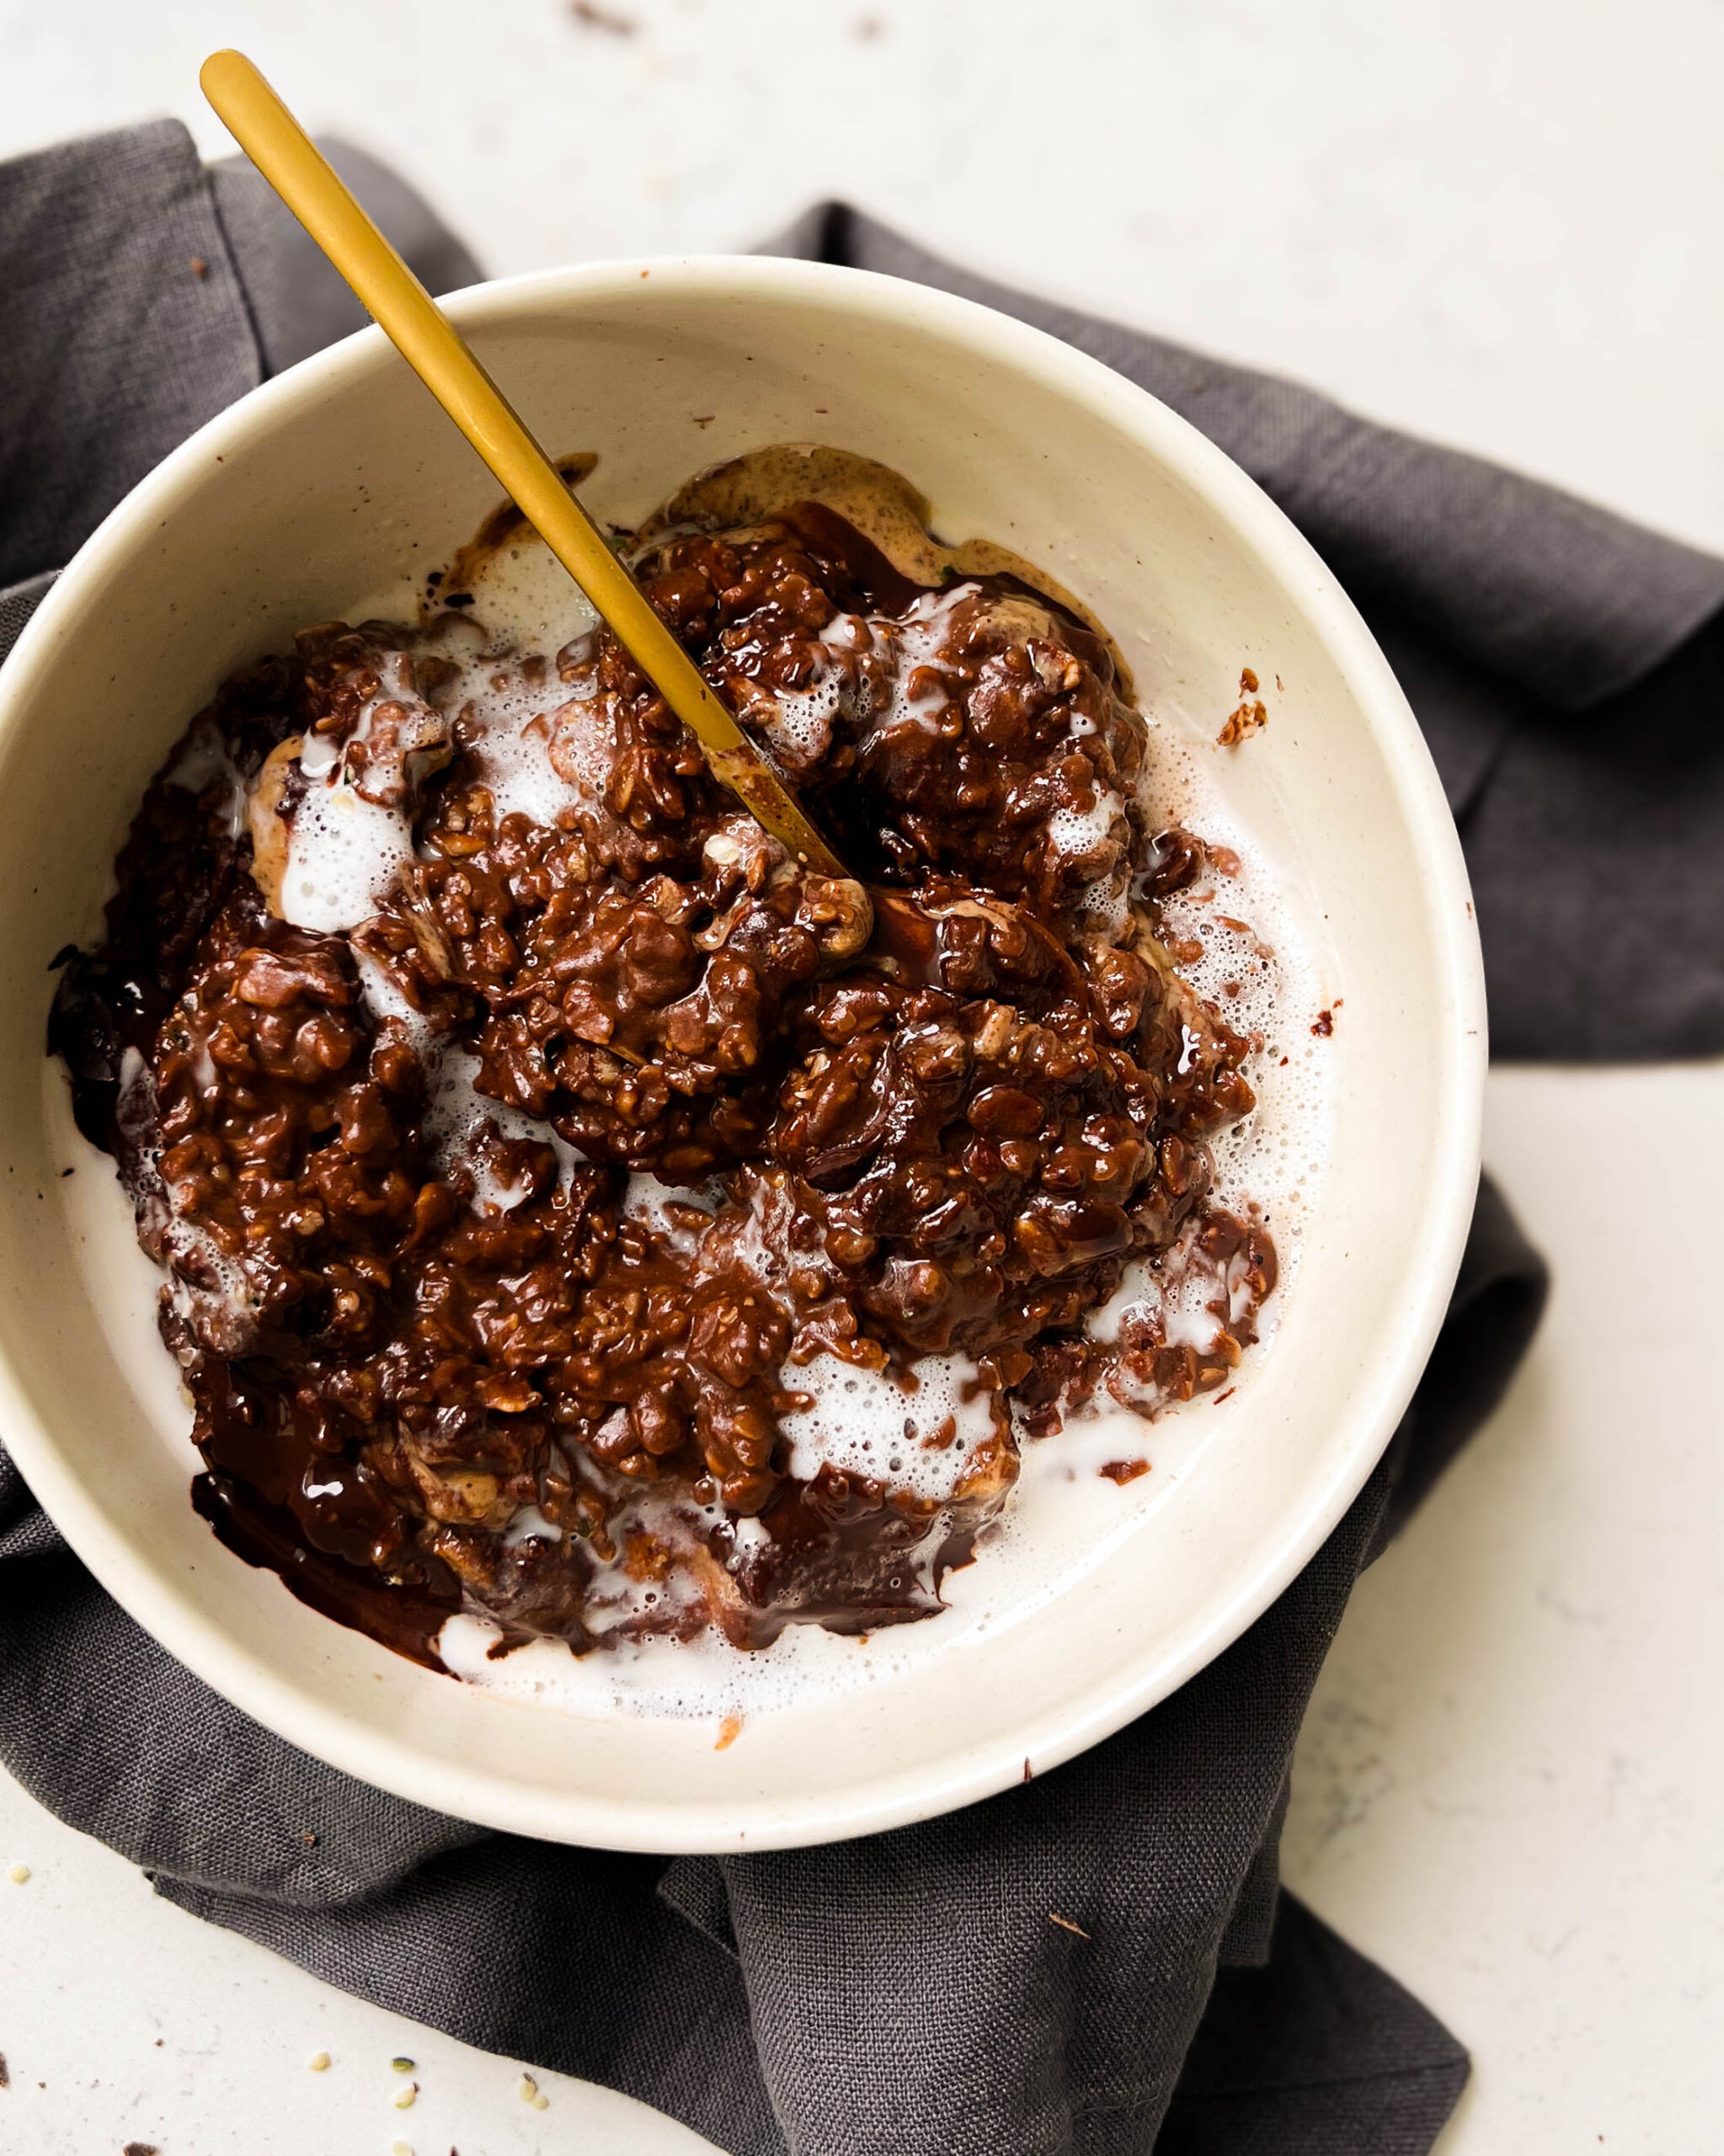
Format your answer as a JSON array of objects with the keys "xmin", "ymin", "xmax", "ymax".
[{"xmin": 51, "ymin": 448, "xmax": 1277, "ymax": 1670}]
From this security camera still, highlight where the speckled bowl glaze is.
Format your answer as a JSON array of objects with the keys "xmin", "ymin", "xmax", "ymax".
[{"xmin": 0, "ymin": 259, "xmax": 1483, "ymax": 1851}]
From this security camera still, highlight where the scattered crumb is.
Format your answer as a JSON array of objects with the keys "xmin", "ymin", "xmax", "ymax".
[
  {"xmin": 1216, "ymin": 698, "xmax": 1268, "ymax": 749},
  {"xmin": 392, "ymin": 2080, "xmax": 419, "ymax": 2109},
  {"xmin": 1099, "ymin": 1458, "xmax": 1150, "ymax": 1484},
  {"xmin": 0, "ymin": 2051, "xmax": 8, "ymax": 2089},
  {"xmin": 1310, "ymin": 1009, "xmax": 1334, "ymax": 1038},
  {"xmin": 307, "ymin": 2051, "xmax": 331, "ymax": 2072},
  {"xmin": 1275, "ymin": 674, "xmax": 1284, "ymax": 692},
  {"xmin": 391, "ymin": 2143, "xmax": 413, "ymax": 2156},
  {"xmin": 7, "ymin": 1865, "xmax": 29, "ymax": 1885},
  {"xmin": 302, "ymin": 1830, "xmax": 318, "ymax": 1846},
  {"xmin": 124, "ymin": 2144, "xmax": 159, "ymax": 2156},
  {"xmin": 189, "ymin": 256, "xmax": 208, "ymax": 280},
  {"xmin": 691, "ymin": 414, "xmax": 717, "ymax": 428},
  {"xmin": 715, "ymin": 1712, "xmax": 744, "ymax": 1751},
  {"xmin": 1022, "ymin": 1757, "xmax": 1033, "ymax": 1783},
  {"xmin": 1239, "ymin": 666, "xmax": 1258, "ymax": 694},
  {"xmin": 60, "ymin": 1166, "xmax": 72, "ymax": 1177},
  {"xmin": 568, "ymin": 0, "xmax": 637, "ymax": 29},
  {"xmin": 1213, "ymin": 1387, "xmax": 1236, "ymax": 1406},
  {"xmin": 1048, "ymin": 1913, "xmax": 1091, "ymax": 1940},
  {"xmin": 392, "ymin": 2057, "xmax": 415, "ymax": 2074},
  {"xmin": 518, "ymin": 2073, "xmax": 539, "ymax": 2104}
]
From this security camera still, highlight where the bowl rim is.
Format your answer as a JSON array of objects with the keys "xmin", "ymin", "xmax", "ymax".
[{"xmin": 0, "ymin": 252, "xmax": 1486, "ymax": 1851}]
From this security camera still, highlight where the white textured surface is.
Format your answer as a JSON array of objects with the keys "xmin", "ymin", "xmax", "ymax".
[
  {"xmin": 3, "ymin": 2, "xmax": 1721, "ymax": 2149},
  {"xmin": 3, "ymin": 0, "xmax": 1723, "ymax": 557},
  {"xmin": 1287, "ymin": 1065, "xmax": 1724, "ymax": 2153},
  {"xmin": 0, "ymin": 1798, "xmax": 720, "ymax": 2153}
]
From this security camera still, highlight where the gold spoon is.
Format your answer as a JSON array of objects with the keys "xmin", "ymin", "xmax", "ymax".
[{"xmin": 199, "ymin": 48, "xmax": 846, "ymax": 880}]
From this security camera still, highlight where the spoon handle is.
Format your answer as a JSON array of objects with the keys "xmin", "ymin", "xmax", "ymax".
[{"xmin": 200, "ymin": 48, "xmax": 846, "ymax": 878}]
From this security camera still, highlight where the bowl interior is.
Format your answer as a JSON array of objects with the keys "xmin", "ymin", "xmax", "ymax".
[{"xmin": 0, "ymin": 260, "xmax": 1481, "ymax": 1850}]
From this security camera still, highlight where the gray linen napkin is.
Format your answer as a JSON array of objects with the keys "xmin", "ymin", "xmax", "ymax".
[{"xmin": 7, "ymin": 119, "xmax": 1711, "ymax": 2153}]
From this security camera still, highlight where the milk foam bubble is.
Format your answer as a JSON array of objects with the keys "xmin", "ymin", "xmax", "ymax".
[
  {"xmin": 756, "ymin": 661, "xmax": 846, "ymax": 771},
  {"xmin": 420, "ymin": 1045, "xmax": 584, "ymax": 1210},
  {"xmin": 281, "ymin": 781, "xmax": 415, "ymax": 936},
  {"xmin": 780, "ymin": 1351, "xmax": 996, "ymax": 1503}
]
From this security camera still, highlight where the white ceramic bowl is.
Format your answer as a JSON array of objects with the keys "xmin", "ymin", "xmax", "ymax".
[{"xmin": 0, "ymin": 258, "xmax": 1483, "ymax": 1851}]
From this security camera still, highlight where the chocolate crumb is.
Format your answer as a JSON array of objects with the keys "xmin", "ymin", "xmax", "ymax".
[
  {"xmin": 1213, "ymin": 1386, "xmax": 1236, "ymax": 1405},
  {"xmin": 1022, "ymin": 1757, "xmax": 1033, "ymax": 1782},
  {"xmin": 1310, "ymin": 1009, "xmax": 1334, "ymax": 1038},
  {"xmin": 1099, "ymin": 1458, "xmax": 1150, "ymax": 1484},
  {"xmin": 189, "ymin": 256, "xmax": 208, "ymax": 280},
  {"xmin": 1216, "ymin": 699, "xmax": 1268, "ymax": 749},
  {"xmin": 125, "ymin": 2143, "xmax": 160, "ymax": 2155},
  {"xmin": 568, "ymin": 0, "xmax": 637, "ymax": 29}
]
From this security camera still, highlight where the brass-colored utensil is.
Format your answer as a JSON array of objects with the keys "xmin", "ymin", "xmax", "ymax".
[{"xmin": 199, "ymin": 48, "xmax": 846, "ymax": 878}]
